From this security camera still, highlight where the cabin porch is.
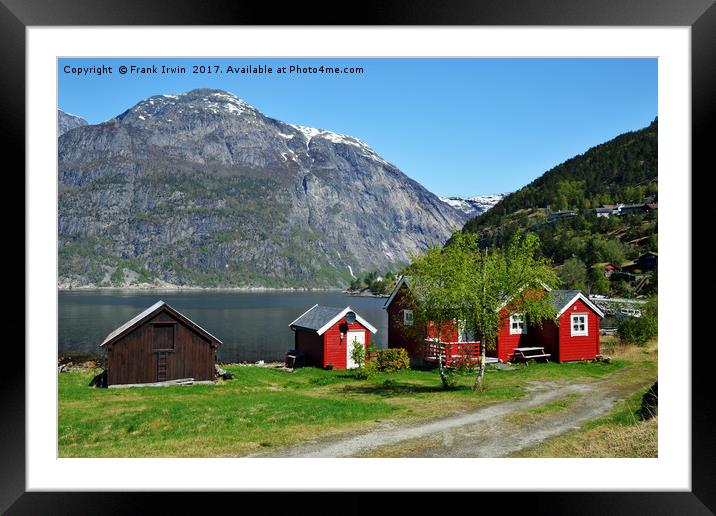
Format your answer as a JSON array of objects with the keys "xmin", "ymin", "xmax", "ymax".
[{"xmin": 423, "ymin": 340, "xmax": 494, "ymax": 367}]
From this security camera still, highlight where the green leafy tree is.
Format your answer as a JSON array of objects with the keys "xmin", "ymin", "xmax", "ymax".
[
  {"xmin": 406, "ymin": 231, "xmax": 559, "ymax": 390},
  {"xmin": 404, "ymin": 242, "xmax": 467, "ymax": 389},
  {"xmin": 459, "ymin": 231, "xmax": 559, "ymax": 390},
  {"xmin": 561, "ymin": 257, "xmax": 588, "ymax": 291},
  {"xmin": 588, "ymin": 267, "xmax": 610, "ymax": 295}
]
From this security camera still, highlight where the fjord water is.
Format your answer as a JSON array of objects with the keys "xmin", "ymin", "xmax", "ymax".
[{"xmin": 58, "ymin": 290, "xmax": 389, "ymax": 362}]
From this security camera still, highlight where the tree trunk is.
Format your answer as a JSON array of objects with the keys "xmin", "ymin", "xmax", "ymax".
[
  {"xmin": 473, "ymin": 340, "xmax": 487, "ymax": 391},
  {"xmin": 437, "ymin": 343, "xmax": 449, "ymax": 389},
  {"xmin": 474, "ymin": 257, "xmax": 488, "ymax": 392}
]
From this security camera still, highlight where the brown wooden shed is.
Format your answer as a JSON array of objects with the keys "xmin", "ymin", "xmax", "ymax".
[{"xmin": 100, "ymin": 300, "xmax": 222, "ymax": 386}]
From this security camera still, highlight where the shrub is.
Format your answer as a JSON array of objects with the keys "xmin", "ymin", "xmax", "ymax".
[
  {"xmin": 374, "ymin": 348, "xmax": 410, "ymax": 372},
  {"xmin": 617, "ymin": 297, "xmax": 657, "ymax": 345},
  {"xmin": 442, "ymin": 369, "xmax": 460, "ymax": 389},
  {"xmin": 350, "ymin": 341, "xmax": 366, "ymax": 370},
  {"xmin": 353, "ymin": 360, "xmax": 378, "ymax": 380},
  {"xmin": 452, "ymin": 358, "xmax": 476, "ymax": 374}
]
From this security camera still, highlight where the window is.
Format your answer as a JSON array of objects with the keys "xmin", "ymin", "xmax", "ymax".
[
  {"xmin": 509, "ymin": 313, "xmax": 527, "ymax": 335},
  {"xmin": 403, "ymin": 309, "xmax": 414, "ymax": 326},
  {"xmin": 571, "ymin": 314, "xmax": 588, "ymax": 336},
  {"xmin": 152, "ymin": 323, "xmax": 175, "ymax": 350}
]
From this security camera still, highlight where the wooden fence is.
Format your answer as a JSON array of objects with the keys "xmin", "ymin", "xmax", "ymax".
[{"xmin": 423, "ymin": 340, "xmax": 481, "ymax": 367}]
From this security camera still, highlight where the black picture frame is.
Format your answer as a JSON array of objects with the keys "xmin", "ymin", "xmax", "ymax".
[{"xmin": 5, "ymin": 0, "xmax": 710, "ymax": 513}]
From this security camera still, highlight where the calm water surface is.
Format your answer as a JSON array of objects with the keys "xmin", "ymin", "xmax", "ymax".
[{"xmin": 58, "ymin": 290, "xmax": 389, "ymax": 362}]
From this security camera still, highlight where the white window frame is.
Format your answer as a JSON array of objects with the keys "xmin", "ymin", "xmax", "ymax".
[
  {"xmin": 571, "ymin": 313, "xmax": 589, "ymax": 336},
  {"xmin": 403, "ymin": 309, "xmax": 414, "ymax": 326},
  {"xmin": 509, "ymin": 313, "xmax": 527, "ymax": 335}
]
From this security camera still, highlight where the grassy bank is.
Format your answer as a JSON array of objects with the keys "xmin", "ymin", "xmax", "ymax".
[{"xmin": 58, "ymin": 341, "xmax": 654, "ymax": 458}]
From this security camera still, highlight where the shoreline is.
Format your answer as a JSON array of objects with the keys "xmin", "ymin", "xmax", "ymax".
[
  {"xmin": 58, "ymin": 286, "xmax": 390, "ymax": 297},
  {"xmin": 58, "ymin": 285, "xmax": 344, "ymax": 292}
]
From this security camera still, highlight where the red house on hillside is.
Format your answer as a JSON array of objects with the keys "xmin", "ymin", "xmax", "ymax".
[
  {"xmin": 384, "ymin": 277, "xmax": 604, "ymax": 365},
  {"xmin": 289, "ymin": 305, "xmax": 377, "ymax": 370}
]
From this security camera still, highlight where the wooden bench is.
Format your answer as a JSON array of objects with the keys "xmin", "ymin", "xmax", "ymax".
[{"xmin": 510, "ymin": 347, "xmax": 551, "ymax": 363}]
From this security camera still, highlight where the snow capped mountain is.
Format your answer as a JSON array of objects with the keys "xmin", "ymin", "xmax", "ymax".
[
  {"xmin": 116, "ymin": 89, "xmax": 258, "ymax": 124},
  {"xmin": 439, "ymin": 194, "xmax": 507, "ymax": 219},
  {"xmin": 58, "ymin": 88, "xmax": 466, "ymax": 288}
]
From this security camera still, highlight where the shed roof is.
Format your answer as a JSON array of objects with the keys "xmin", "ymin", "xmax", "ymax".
[
  {"xmin": 100, "ymin": 300, "xmax": 222, "ymax": 347},
  {"xmin": 289, "ymin": 304, "xmax": 378, "ymax": 335},
  {"xmin": 551, "ymin": 290, "xmax": 605, "ymax": 318},
  {"xmin": 383, "ymin": 275, "xmax": 411, "ymax": 309}
]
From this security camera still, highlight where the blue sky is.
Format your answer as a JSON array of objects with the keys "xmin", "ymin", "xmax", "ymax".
[{"xmin": 58, "ymin": 58, "xmax": 657, "ymax": 197}]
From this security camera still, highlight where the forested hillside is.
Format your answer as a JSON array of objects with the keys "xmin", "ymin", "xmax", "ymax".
[{"xmin": 461, "ymin": 119, "xmax": 658, "ymax": 297}]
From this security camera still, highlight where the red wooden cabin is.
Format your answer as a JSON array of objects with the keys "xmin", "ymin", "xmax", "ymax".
[
  {"xmin": 492, "ymin": 289, "xmax": 603, "ymax": 362},
  {"xmin": 384, "ymin": 277, "xmax": 604, "ymax": 365},
  {"xmin": 288, "ymin": 305, "xmax": 377, "ymax": 370},
  {"xmin": 383, "ymin": 277, "xmax": 481, "ymax": 367},
  {"xmin": 100, "ymin": 300, "xmax": 222, "ymax": 386}
]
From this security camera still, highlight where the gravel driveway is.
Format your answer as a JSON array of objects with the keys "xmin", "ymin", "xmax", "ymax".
[{"xmin": 252, "ymin": 375, "xmax": 631, "ymax": 458}]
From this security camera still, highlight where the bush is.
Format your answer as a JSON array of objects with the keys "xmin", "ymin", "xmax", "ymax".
[
  {"xmin": 441, "ymin": 369, "xmax": 460, "ymax": 389},
  {"xmin": 617, "ymin": 297, "xmax": 657, "ymax": 345},
  {"xmin": 350, "ymin": 341, "xmax": 366, "ymax": 369},
  {"xmin": 373, "ymin": 348, "xmax": 410, "ymax": 372},
  {"xmin": 452, "ymin": 358, "xmax": 476, "ymax": 374},
  {"xmin": 353, "ymin": 360, "xmax": 378, "ymax": 380}
]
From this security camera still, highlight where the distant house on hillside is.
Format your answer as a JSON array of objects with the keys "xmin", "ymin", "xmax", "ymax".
[
  {"xmin": 602, "ymin": 262, "xmax": 622, "ymax": 278},
  {"xmin": 595, "ymin": 203, "xmax": 657, "ymax": 218},
  {"xmin": 624, "ymin": 252, "xmax": 658, "ymax": 273},
  {"xmin": 620, "ymin": 203, "xmax": 651, "ymax": 215},
  {"xmin": 384, "ymin": 277, "xmax": 604, "ymax": 365},
  {"xmin": 596, "ymin": 206, "xmax": 619, "ymax": 218},
  {"xmin": 547, "ymin": 210, "xmax": 577, "ymax": 223}
]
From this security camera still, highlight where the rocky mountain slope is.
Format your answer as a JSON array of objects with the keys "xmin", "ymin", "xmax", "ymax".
[
  {"xmin": 58, "ymin": 88, "xmax": 466, "ymax": 288},
  {"xmin": 58, "ymin": 110, "xmax": 87, "ymax": 136},
  {"xmin": 439, "ymin": 194, "xmax": 506, "ymax": 219}
]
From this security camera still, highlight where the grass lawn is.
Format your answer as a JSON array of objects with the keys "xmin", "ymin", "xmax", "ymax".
[{"xmin": 58, "ymin": 340, "xmax": 654, "ymax": 457}]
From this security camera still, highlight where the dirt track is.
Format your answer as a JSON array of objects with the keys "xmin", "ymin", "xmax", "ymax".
[{"xmin": 253, "ymin": 373, "xmax": 634, "ymax": 458}]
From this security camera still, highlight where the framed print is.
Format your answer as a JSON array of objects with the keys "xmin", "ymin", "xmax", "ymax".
[{"xmin": 4, "ymin": 0, "xmax": 713, "ymax": 513}]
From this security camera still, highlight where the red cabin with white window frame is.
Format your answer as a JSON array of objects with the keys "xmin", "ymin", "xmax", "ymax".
[
  {"xmin": 384, "ymin": 277, "xmax": 603, "ymax": 364},
  {"xmin": 288, "ymin": 305, "xmax": 377, "ymax": 370}
]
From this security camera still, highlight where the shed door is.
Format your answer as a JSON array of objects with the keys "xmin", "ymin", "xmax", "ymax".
[
  {"xmin": 153, "ymin": 324, "xmax": 175, "ymax": 382},
  {"xmin": 346, "ymin": 331, "xmax": 365, "ymax": 369},
  {"xmin": 153, "ymin": 324, "xmax": 175, "ymax": 350}
]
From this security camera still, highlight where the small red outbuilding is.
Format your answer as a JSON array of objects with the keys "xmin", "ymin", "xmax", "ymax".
[{"xmin": 289, "ymin": 305, "xmax": 377, "ymax": 370}]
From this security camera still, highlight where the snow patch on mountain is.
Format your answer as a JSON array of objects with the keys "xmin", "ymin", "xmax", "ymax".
[{"xmin": 439, "ymin": 193, "xmax": 507, "ymax": 219}]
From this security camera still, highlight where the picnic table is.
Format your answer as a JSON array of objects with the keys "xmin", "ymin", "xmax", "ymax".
[{"xmin": 510, "ymin": 346, "xmax": 551, "ymax": 363}]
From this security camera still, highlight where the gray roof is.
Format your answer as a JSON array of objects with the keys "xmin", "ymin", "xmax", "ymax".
[
  {"xmin": 550, "ymin": 290, "xmax": 582, "ymax": 312},
  {"xmin": 100, "ymin": 300, "xmax": 222, "ymax": 347},
  {"xmin": 289, "ymin": 305, "xmax": 346, "ymax": 332}
]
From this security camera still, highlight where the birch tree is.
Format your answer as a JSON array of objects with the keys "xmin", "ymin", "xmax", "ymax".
[
  {"xmin": 405, "ymin": 231, "xmax": 558, "ymax": 391},
  {"xmin": 404, "ymin": 244, "xmax": 466, "ymax": 389},
  {"xmin": 459, "ymin": 231, "xmax": 559, "ymax": 391}
]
